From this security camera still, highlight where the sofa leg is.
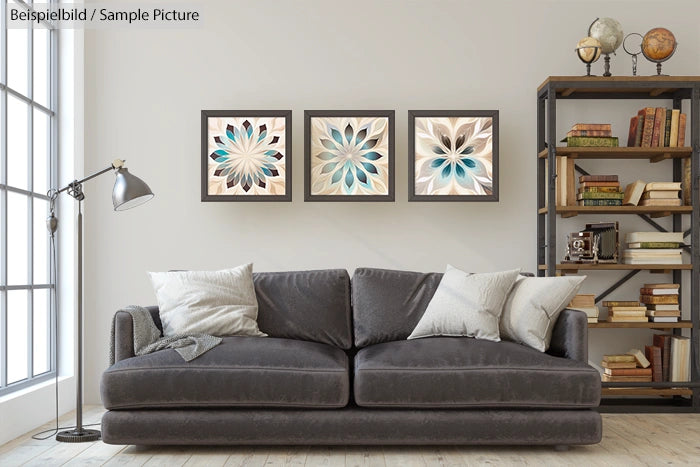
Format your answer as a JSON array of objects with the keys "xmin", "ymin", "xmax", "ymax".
[{"xmin": 554, "ymin": 445, "xmax": 569, "ymax": 452}]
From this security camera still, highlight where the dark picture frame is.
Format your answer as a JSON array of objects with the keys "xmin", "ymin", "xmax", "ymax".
[
  {"xmin": 304, "ymin": 110, "xmax": 395, "ymax": 202},
  {"xmin": 408, "ymin": 110, "xmax": 499, "ymax": 202},
  {"xmin": 201, "ymin": 110, "xmax": 292, "ymax": 202}
]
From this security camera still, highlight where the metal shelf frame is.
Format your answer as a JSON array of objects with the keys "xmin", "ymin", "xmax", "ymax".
[{"xmin": 536, "ymin": 76, "xmax": 700, "ymax": 412}]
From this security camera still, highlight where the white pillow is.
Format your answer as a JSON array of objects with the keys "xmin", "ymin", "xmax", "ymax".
[
  {"xmin": 499, "ymin": 275, "xmax": 586, "ymax": 352},
  {"xmin": 407, "ymin": 265, "xmax": 521, "ymax": 342},
  {"xmin": 148, "ymin": 263, "xmax": 266, "ymax": 337}
]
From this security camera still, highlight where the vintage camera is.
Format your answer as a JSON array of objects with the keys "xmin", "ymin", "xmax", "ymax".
[{"xmin": 564, "ymin": 222, "xmax": 619, "ymax": 264}]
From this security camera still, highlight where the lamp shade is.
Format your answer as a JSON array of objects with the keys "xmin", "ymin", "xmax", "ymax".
[{"xmin": 112, "ymin": 167, "xmax": 154, "ymax": 211}]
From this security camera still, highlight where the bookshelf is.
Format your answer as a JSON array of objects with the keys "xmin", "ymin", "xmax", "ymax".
[{"xmin": 537, "ymin": 76, "xmax": 700, "ymax": 413}]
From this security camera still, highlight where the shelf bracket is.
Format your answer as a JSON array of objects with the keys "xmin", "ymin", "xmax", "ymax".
[
  {"xmin": 650, "ymin": 88, "xmax": 670, "ymax": 97},
  {"xmin": 595, "ymin": 270, "xmax": 641, "ymax": 303},
  {"xmin": 650, "ymin": 153, "xmax": 672, "ymax": 163}
]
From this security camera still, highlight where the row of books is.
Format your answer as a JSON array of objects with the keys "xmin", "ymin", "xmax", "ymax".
[
  {"xmin": 627, "ymin": 107, "xmax": 687, "ymax": 148},
  {"xmin": 562, "ymin": 123, "xmax": 618, "ymax": 147},
  {"xmin": 622, "ymin": 180, "xmax": 682, "ymax": 207},
  {"xmin": 622, "ymin": 231, "xmax": 684, "ymax": 265},
  {"xmin": 601, "ymin": 335, "xmax": 690, "ymax": 383}
]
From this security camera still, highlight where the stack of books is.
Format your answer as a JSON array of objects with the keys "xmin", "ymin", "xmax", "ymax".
[
  {"xmin": 567, "ymin": 294, "xmax": 599, "ymax": 323},
  {"xmin": 603, "ymin": 300, "xmax": 647, "ymax": 323},
  {"xmin": 640, "ymin": 283, "xmax": 680, "ymax": 323},
  {"xmin": 623, "ymin": 231, "xmax": 684, "ymax": 264},
  {"xmin": 640, "ymin": 182, "xmax": 682, "ymax": 207},
  {"xmin": 577, "ymin": 175, "xmax": 622, "ymax": 206},
  {"xmin": 600, "ymin": 351, "xmax": 651, "ymax": 382},
  {"xmin": 627, "ymin": 107, "xmax": 687, "ymax": 148},
  {"xmin": 563, "ymin": 123, "xmax": 618, "ymax": 147}
]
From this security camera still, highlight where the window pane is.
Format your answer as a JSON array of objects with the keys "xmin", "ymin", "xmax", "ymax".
[
  {"xmin": 33, "ymin": 26, "xmax": 50, "ymax": 108},
  {"xmin": 34, "ymin": 198, "xmax": 49, "ymax": 284},
  {"xmin": 7, "ymin": 28, "xmax": 29, "ymax": 96},
  {"xmin": 7, "ymin": 191, "xmax": 28, "ymax": 285},
  {"xmin": 33, "ymin": 110, "xmax": 50, "ymax": 195},
  {"xmin": 7, "ymin": 95, "xmax": 29, "ymax": 190},
  {"xmin": 33, "ymin": 289, "xmax": 50, "ymax": 376},
  {"xmin": 7, "ymin": 290, "xmax": 29, "ymax": 384}
]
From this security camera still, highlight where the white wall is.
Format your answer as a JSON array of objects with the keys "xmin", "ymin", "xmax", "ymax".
[{"xmin": 82, "ymin": 0, "xmax": 700, "ymax": 403}]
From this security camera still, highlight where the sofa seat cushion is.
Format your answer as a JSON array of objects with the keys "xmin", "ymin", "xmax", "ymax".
[
  {"xmin": 354, "ymin": 337, "xmax": 600, "ymax": 409},
  {"xmin": 101, "ymin": 337, "xmax": 349, "ymax": 409}
]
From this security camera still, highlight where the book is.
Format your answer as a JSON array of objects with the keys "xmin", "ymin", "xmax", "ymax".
[
  {"xmin": 568, "ymin": 294, "xmax": 596, "ymax": 307},
  {"xmin": 567, "ymin": 129, "xmax": 613, "ymax": 137},
  {"xmin": 602, "ymin": 374, "xmax": 652, "ymax": 382},
  {"xmin": 669, "ymin": 109, "xmax": 680, "ymax": 147},
  {"xmin": 663, "ymin": 108, "xmax": 672, "ymax": 147},
  {"xmin": 626, "ymin": 232, "xmax": 684, "ymax": 243},
  {"xmin": 646, "ymin": 310, "xmax": 681, "ymax": 317},
  {"xmin": 579, "ymin": 175, "xmax": 618, "ymax": 183},
  {"xmin": 642, "ymin": 190, "xmax": 680, "ymax": 199},
  {"xmin": 623, "ymin": 249, "xmax": 682, "ymax": 256},
  {"xmin": 627, "ymin": 115, "xmax": 639, "ymax": 147},
  {"xmin": 603, "ymin": 368, "xmax": 652, "ymax": 376},
  {"xmin": 606, "ymin": 306, "xmax": 647, "ymax": 312},
  {"xmin": 643, "ymin": 283, "xmax": 680, "ymax": 289},
  {"xmin": 639, "ymin": 198, "xmax": 682, "ymax": 206},
  {"xmin": 566, "ymin": 158, "xmax": 575, "ymax": 206},
  {"xmin": 565, "ymin": 136, "xmax": 619, "ymax": 147},
  {"xmin": 602, "ymin": 301, "xmax": 640, "ymax": 307},
  {"xmin": 649, "ymin": 316, "xmax": 679, "ymax": 323},
  {"xmin": 627, "ymin": 349, "xmax": 651, "ymax": 368},
  {"xmin": 579, "ymin": 186, "xmax": 622, "ymax": 193},
  {"xmin": 640, "ymin": 295, "xmax": 679, "ymax": 304},
  {"xmin": 602, "ymin": 354, "xmax": 636, "ymax": 363},
  {"xmin": 579, "ymin": 181, "xmax": 621, "ymax": 188},
  {"xmin": 683, "ymin": 158, "xmax": 691, "ymax": 206},
  {"xmin": 645, "ymin": 182, "xmax": 682, "ymax": 191},
  {"xmin": 569, "ymin": 306, "xmax": 600, "ymax": 319},
  {"xmin": 572, "ymin": 123, "xmax": 611, "ymax": 131},
  {"xmin": 639, "ymin": 288, "xmax": 679, "ymax": 295},
  {"xmin": 670, "ymin": 335, "xmax": 690, "ymax": 382},
  {"xmin": 624, "ymin": 257, "xmax": 683, "ymax": 265},
  {"xmin": 651, "ymin": 107, "xmax": 665, "ymax": 147},
  {"xmin": 644, "ymin": 345, "xmax": 663, "ymax": 382},
  {"xmin": 576, "ymin": 192, "xmax": 624, "ymax": 200},
  {"xmin": 653, "ymin": 334, "xmax": 673, "ymax": 381},
  {"xmin": 635, "ymin": 112, "xmax": 645, "ymax": 147},
  {"xmin": 640, "ymin": 107, "xmax": 655, "ymax": 147},
  {"xmin": 646, "ymin": 304, "xmax": 681, "ymax": 311},
  {"xmin": 627, "ymin": 242, "xmax": 680, "ymax": 249},
  {"xmin": 577, "ymin": 200, "xmax": 623, "ymax": 206},
  {"xmin": 601, "ymin": 360, "xmax": 638, "ymax": 369},
  {"xmin": 677, "ymin": 113, "xmax": 687, "ymax": 146},
  {"xmin": 587, "ymin": 317, "xmax": 598, "ymax": 324},
  {"xmin": 607, "ymin": 316, "xmax": 648, "ymax": 322},
  {"xmin": 622, "ymin": 180, "xmax": 646, "ymax": 206}
]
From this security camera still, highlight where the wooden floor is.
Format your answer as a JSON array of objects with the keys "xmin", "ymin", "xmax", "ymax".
[{"xmin": 1, "ymin": 406, "xmax": 699, "ymax": 466}]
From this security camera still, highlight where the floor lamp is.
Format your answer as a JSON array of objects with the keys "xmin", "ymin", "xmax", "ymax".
[{"xmin": 48, "ymin": 159, "xmax": 154, "ymax": 442}]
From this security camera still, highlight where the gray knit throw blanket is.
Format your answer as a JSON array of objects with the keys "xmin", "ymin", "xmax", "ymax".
[{"xmin": 109, "ymin": 305, "xmax": 222, "ymax": 365}]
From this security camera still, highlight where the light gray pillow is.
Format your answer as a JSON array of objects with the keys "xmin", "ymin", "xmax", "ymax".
[
  {"xmin": 500, "ymin": 275, "xmax": 586, "ymax": 352},
  {"xmin": 148, "ymin": 263, "xmax": 266, "ymax": 337},
  {"xmin": 407, "ymin": 265, "xmax": 521, "ymax": 342}
]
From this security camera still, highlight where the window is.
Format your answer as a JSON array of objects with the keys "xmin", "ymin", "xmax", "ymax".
[{"xmin": 1, "ymin": 0, "xmax": 57, "ymax": 395}]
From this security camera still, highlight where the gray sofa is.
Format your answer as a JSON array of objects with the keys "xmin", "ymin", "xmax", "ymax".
[{"xmin": 101, "ymin": 268, "xmax": 602, "ymax": 446}]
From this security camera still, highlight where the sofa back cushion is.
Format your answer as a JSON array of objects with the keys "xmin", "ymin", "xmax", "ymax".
[
  {"xmin": 254, "ymin": 269, "xmax": 353, "ymax": 349},
  {"xmin": 352, "ymin": 268, "xmax": 442, "ymax": 347}
]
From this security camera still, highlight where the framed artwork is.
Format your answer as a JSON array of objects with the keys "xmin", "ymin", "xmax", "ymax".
[
  {"xmin": 201, "ymin": 110, "xmax": 292, "ymax": 201},
  {"xmin": 305, "ymin": 110, "xmax": 394, "ymax": 201},
  {"xmin": 408, "ymin": 110, "xmax": 499, "ymax": 202}
]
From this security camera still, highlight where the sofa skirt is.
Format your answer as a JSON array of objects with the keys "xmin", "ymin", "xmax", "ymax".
[{"xmin": 101, "ymin": 408, "xmax": 601, "ymax": 446}]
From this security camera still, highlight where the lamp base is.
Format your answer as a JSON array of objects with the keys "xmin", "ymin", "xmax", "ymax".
[{"xmin": 56, "ymin": 428, "xmax": 101, "ymax": 443}]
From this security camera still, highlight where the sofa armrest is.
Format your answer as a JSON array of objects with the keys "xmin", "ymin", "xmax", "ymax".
[
  {"xmin": 112, "ymin": 306, "xmax": 161, "ymax": 363},
  {"xmin": 547, "ymin": 309, "xmax": 588, "ymax": 363}
]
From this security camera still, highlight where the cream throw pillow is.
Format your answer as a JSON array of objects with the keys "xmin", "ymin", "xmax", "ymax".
[
  {"xmin": 499, "ymin": 275, "xmax": 585, "ymax": 352},
  {"xmin": 407, "ymin": 265, "xmax": 521, "ymax": 342},
  {"xmin": 148, "ymin": 263, "xmax": 266, "ymax": 337}
]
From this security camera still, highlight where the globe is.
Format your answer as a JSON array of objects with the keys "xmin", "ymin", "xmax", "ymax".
[
  {"xmin": 576, "ymin": 37, "xmax": 602, "ymax": 63},
  {"xmin": 588, "ymin": 17, "xmax": 624, "ymax": 54},
  {"xmin": 642, "ymin": 28, "xmax": 677, "ymax": 61}
]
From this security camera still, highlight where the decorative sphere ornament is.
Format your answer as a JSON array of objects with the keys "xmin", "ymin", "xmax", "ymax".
[
  {"xmin": 641, "ymin": 27, "xmax": 677, "ymax": 75},
  {"xmin": 575, "ymin": 37, "xmax": 602, "ymax": 76},
  {"xmin": 588, "ymin": 17, "xmax": 624, "ymax": 76}
]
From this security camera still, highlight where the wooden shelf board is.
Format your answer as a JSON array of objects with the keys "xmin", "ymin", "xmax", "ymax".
[
  {"xmin": 539, "ymin": 264, "xmax": 692, "ymax": 272},
  {"xmin": 537, "ymin": 147, "xmax": 691, "ymax": 160},
  {"xmin": 589, "ymin": 320, "xmax": 692, "ymax": 329},
  {"xmin": 602, "ymin": 387, "xmax": 693, "ymax": 397},
  {"xmin": 538, "ymin": 206, "xmax": 691, "ymax": 218},
  {"xmin": 537, "ymin": 76, "xmax": 700, "ymax": 95}
]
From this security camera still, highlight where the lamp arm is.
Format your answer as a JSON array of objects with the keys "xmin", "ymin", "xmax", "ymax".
[{"xmin": 54, "ymin": 159, "xmax": 126, "ymax": 195}]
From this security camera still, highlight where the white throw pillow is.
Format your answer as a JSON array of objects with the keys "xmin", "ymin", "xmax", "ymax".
[
  {"xmin": 499, "ymin": 275, "xmax": 586, "ymax": 352},
  {"xmin": 407, "ymin": 265, "xmax": 521, "ymax": 342},
  {"xmin": 148, "ymin": 263, "xmax": 266, "ymax": 337}
]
